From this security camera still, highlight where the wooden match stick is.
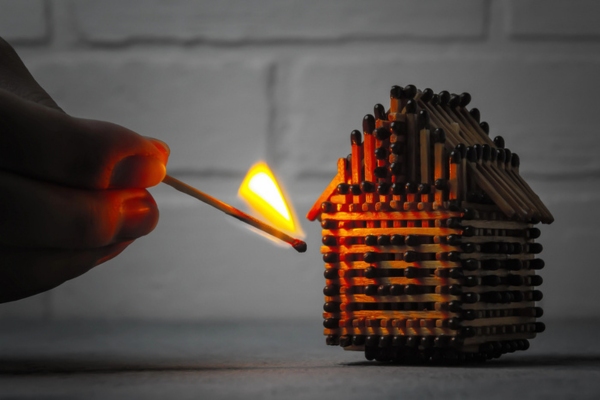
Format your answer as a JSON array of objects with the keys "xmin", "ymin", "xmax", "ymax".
[{"xmin": 162, "ymin": 174, "xmax": 307, "ymax": 252}]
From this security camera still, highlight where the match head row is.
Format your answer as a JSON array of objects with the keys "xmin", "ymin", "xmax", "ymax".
[
  {"xmin": 389, "ymin": 85, "xmax": 473, "ymax": 108},
  {"xmin": 351, "ymin": 124, "xmax": 448, "ymax": 144},
  {"xmin": 450, "ymin": 144, "xmax": 522, "ymax": 167}
]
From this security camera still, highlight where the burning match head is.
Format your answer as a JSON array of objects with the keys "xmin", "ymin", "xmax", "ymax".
[{"xmin": 292, "ymin": 239, "xmax": 307, "ymax": 253}]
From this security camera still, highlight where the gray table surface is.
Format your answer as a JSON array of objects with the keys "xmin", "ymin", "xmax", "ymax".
[{"xmin": 0, "ymin": 318, "xmax": 598, "ymax": 399}]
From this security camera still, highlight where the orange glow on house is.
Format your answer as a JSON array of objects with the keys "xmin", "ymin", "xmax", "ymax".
[{"xmin": 238, "ymin": 161, "xmax": 304, "ymax": 239}]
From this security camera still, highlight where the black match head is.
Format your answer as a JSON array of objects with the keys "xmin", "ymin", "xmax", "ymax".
[
  {"xmin": 363, "ymin": 114, "xmax": 375, "ymax": 133},
  {"xmin": 391, "ymin": 182, "xmax": 405, "ymax": 195},
  {"xmin": 450, "ymin": 150, "xmax": 462, "ymax": 164},
  {"xmin": 374, "ymin": 103, "xmax": 386, "ymax": 120},
  {"xmin": 466, "ymin": 146, "xmax": 478, "ymax": 162},
  {"xmin": 390, "ymin": 85, "xmax": 404, "ymax": 99},
  {"xmin": 292, "ymin": 240, "xmax": 307, "ymax": 253},
  {"xmin": 390, "ymin": 162, "xmax": 402, "ymax": 175},
  {"xmin": 473, "ymin": 144, "xmax": 483, "ymax": 161},
  {"xmin": 434, "ymin": 178, "xmax": 447, "ymax": 190},
  {"xmin": 377, "ymin": 235, "xmax": 391, "ymax": 246},
  {"xmin": 482, "ymin": 144, "xmax": 491, "ymax": 161},
  {"xmin": 390, "ymin": 142, "xmax": 402, "ymax": 155},
  {"xmin": 374, "ymin": 127, "xmax": 391, "ymax": 141},
  {"xmin": 377, "ymin": 182, "xmax": 390, "ymax": 194},
  {"xmin": 448, "ymin": 93, "xmax": 461, "ymax": 108},
  {"xmin": 360, "ymin": 181, "xmax": 375, "ymax": 193},
  {"xmin": 439, "ymin": 91, "xmax": 451, "ymax": 106},
  {"xmin": 496, "ymin": 148, "xmax": 506, "ymax": 163},
  {"xmin": 479, "ymin": 121, "xmax": 490, "ymax": 134},
  {"xmin": 418, "ymin": 109, "xmax": 430, "ymax": 128},
  {"xmin": 350, "ymin": 184, "xmax": 362, "ymax": 195},
  {"xmin": 493, "ymin": 136, "xmax": 505, "ymax": 148},
  {"xmin": 418, "ymin": 183, "xmax": 431, "ymax": 194},
  {"xmin": 455, "ymin": 143, "xmax": 467, "ymax": 158},
  {"xmin": 512, "ymin": 153, "xmax": 520, "ymax": 168},
  {"xmin": 336, "ymin": 183, "xmax": 349, "ymax": 194},
  {"xmin": 431, "ymin": 94, "xmax": 440, "ymax": 106},
  {"xmin": 459, "ymin": 92, "xmax": 472, "ymax": 107},
  {"xmin": 405, "ymin": 235, "xmax": 420, "ymax": 247},
  {"xmin": 375, "ymin": 147, "xmax": 387, "ymax": 159},
  {"xmin": 405, "ymin": 99, "xmax": 417, "ymax": 114},
  {"xmin": 350, "ymin": 130, "xmax": 362, "ymax": 145},
  {"xmin": 504, "ymin": 149, "xmax": 512, "ymax": 165},
  {"xmin": 469, "ymin": 108, "xmax": 480, "ymax": 122},
  {"xmin": 390, "ymin": 121, "xmax": 404, "ymax": 135},
  {"xmin": 365, "ymin": 235, "xmax": 377, "ymax": 246},
  {"xmin": 421, "ymin": 88, "xmax": 434, "ymax": 103},
  {"xmin": 433, "ymin": 128, "xmax": 446, "ymax": 143},
  {"xmin": 322, "ymin": 236, "xmax": 337, "ymax": 246},
  {"xmin": 404, "ymin": 84, "xmax": 417, "ymax": 99},
  {"xmin": 390, "ymin": 235, "xmax": 405, "ymax": 246},
  {"xmin": 405, "ymin": 181, "xmax": 418, "ymax": 193}
]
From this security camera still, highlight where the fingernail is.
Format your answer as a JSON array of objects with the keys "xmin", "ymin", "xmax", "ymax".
[
  {"xmin": 117, "ymin": 195, "xmax": 158, "ymax": 241},
  {"xmin": 110, "ymin": 155, "xmax": 166, "ymax": 188},
  {"xmin": 147, "ymin": 137, "xmax": 170, "ymax": 158}
]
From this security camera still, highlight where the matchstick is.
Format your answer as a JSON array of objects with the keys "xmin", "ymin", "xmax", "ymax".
[{"xmin": 162, "ymin": 174, "xmax": 307, "ymax": 252}]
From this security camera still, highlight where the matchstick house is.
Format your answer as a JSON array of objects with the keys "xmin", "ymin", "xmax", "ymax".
[{"xmin": 307, "ymin": 85, "xmax": 553, "ymax": 363}]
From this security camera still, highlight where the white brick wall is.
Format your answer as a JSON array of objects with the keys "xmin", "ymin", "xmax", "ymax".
[
  {"xmin": 0, "ymin": 0, "xmax": 47, "ymax": 43},
  {"xmin": 2, "ymin": 0, "xmax": 600, "ymax": 320},
  {"xmin": 73, "ymin": 0, "xmax": 487, "ymax": 43}
]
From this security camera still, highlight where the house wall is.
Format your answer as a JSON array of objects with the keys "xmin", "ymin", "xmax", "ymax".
[{"xmin": 1, "ymin": 0, "xmax": 599, "ymax": 321}]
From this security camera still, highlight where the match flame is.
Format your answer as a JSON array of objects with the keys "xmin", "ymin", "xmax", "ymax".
[{"xmin": 238, "ymin": 161, "xmax": 304, "ymax": 238}]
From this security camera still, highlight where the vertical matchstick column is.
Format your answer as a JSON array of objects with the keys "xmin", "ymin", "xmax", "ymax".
[
  {"xmin": 405, "ymin": 99, "xmax": 419, "ymax": 183},
  {"xmin": 418, "ymin": 109, "xmax": 432, "ymax": 219},
  {"xmin": 363, "ymin": 123, "xmax": 376, "ymax": 209},
  {"xmin": 389, "ymin": 85, "xmax": 404, "ymax": 116},
  {"xmin": 453, "ymin": 143, "xmax": 467, "ymax": 202},
  {"xmin": 449, "ymin": 150, "xmax": 460, "ymax": 202},
  {"xmin": 433, "ymin": 128, "xmax": 447, "ymax": 207},
  {"xmin": 350, "ymin": 130, "xmax": 363, "ymax": 206},
  {"xmin": 374, "ymin": 124, "xmax": 391, "ymax": 209}
]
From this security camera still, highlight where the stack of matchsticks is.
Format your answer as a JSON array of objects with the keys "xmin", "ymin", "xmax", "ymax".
[{"xmin": 307, "ymin": 85, "xmax": 553, "ymax": 364}]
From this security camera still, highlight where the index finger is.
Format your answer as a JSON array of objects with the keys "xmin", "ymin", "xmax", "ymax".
[{"xmin": 0, "ymin": 88, "xmax": 169, "ymax": 189}]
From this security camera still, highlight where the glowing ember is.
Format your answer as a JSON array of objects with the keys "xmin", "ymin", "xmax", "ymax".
[{"xmin": 238, "ymin": 161, "xmax": 303, "ymax": 238}]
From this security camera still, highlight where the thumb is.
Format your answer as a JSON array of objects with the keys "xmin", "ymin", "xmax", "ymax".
[{"xmin": 0, "ymin": 88, "xmax": 169, "ymax": 189}]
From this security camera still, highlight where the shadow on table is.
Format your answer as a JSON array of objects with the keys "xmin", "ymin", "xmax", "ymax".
[
  {"xmin": 345, "ymin": 353, "xmax": 600, "ymax": 369},
  {"xmin": 1, "ymin": 353, "xmax": 600, "ymax": 375}
]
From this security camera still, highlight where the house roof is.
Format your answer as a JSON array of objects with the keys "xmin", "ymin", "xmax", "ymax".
[{"xmin": 307, "ymin": 86, "xmax": 554, "ymax": 224}]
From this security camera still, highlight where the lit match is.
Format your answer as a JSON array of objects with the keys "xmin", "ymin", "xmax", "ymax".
[{"xmin": 162, "ymin": 174, "xmax": 307, "ymax": 253}]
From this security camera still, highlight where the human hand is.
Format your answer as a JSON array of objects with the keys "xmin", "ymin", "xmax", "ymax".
[{"xmin": 0, "ymin": 38, "xmax": 169, "ymax": 303}]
